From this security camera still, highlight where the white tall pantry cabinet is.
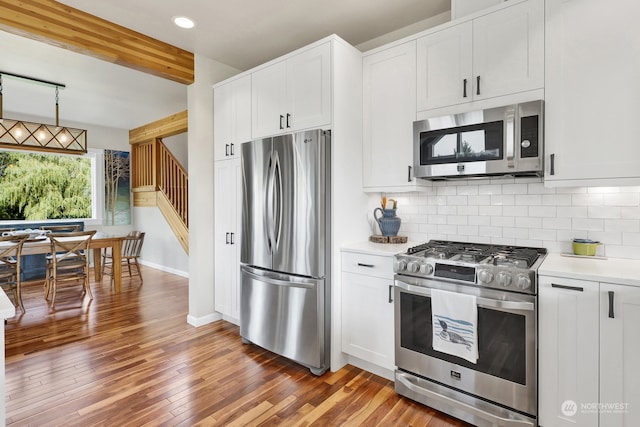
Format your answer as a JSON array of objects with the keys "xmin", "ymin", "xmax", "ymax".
[{"xmin": 213, "ymin": 74, "xmax": 251, "ymax": 323}]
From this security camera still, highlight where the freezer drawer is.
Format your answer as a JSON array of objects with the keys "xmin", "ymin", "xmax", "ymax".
[{"xmin": 240, "ymin": 265, "xmax": 327, "ymax": 372}]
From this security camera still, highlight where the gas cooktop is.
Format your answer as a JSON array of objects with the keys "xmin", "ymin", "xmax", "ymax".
[{"xmin": 395, "ymin": 240, "xmax": 548, "ymax": 294}]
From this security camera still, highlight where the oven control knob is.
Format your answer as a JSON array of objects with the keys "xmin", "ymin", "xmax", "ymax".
[
  {"xmin": 497, "ymin": 272, "xmax": 512, "ymax": 287},
  {"xmin": 421, "ymin": 263, "xmax": 434, "ymax": 275},
  {"xmin": 477, "ymin": 269, "xmax": 494, "ymax": 284},
  {"xmin": 516, "ymin": 274, "xmax": 532, "ymax": 290},
  {"xmin": 396, "ymin": 259, "xmax": 407, "ymax": 272},
  {"xmin": 408, "ymin": 261, "xmax": 420, "ymax": 273}
]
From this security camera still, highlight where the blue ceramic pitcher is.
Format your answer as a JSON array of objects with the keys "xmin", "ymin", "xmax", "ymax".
[{"xmin": 373, "ymin": 207, "xmax": 401, "ymax": 237}]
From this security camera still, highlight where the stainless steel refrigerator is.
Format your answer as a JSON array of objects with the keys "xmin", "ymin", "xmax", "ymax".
[{"xmin": 240, "ymin": 128, "xmax": 331, "ymax": 375}]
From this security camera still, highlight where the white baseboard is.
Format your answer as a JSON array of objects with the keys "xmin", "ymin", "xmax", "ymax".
[
  {"xmin": 187, "ymin": 312, "xmax": 222, "ymax": 327},
  {"xmin": 139, "ymin": 259, "xmax": 189, "ymax": 278},
  {"xmin": 346, "ymin": 355, "xmax": 394, "ymax": 381}
]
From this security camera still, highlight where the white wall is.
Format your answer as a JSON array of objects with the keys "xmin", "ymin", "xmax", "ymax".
[
  {"xmin": 131, "ymin": 206, "xmax": 189, "ymax": 274},
  {"xmin": 375, "ymin": 178, "xmax": 640, "ymax": 260},
  {"xmin": 186, "ymin": 53, "xmax": 241, "ymax": 326},
  {"xmin": 162, "ymin": 133, "xmax": 188, "ymax": 170}
]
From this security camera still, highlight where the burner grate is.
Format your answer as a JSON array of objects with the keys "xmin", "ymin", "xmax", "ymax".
[{"xmin": 404, "ymin": 240, "xmax": 546, "ymax": 268}]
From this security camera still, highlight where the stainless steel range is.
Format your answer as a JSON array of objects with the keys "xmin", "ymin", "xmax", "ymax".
[{"xmin": 393, "ymin": 240, "xmax": 547, "ymax": 427}]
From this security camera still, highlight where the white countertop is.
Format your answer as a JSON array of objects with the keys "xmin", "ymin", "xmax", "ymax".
[
  {"xmin": 539, "ymin": 253, "xmax": 640, "ymax": 287},
  {"xmin": 341, "ymin": 241, "xmax": 416, "ymax": 257},
  {"xmin": 0, "ymin": 289, "xmax": 15, "ymax": 319}
]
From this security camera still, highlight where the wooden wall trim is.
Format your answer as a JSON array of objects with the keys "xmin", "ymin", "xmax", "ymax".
[
  {"xmin": 0, "ymin": 0, "xmax": 194, "ymax": 84},
  {"xmin": 129, "ymin": 110, "xmax": 188, "ymax": 145}
]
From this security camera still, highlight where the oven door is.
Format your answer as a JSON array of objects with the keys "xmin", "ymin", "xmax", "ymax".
[{"xmin": 394, "ymin": 275, "xmax": 537, "ymax": 417}]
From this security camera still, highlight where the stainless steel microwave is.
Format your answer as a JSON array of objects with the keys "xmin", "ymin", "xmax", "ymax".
[{"xmin": 413, "ymin": 100, "xmax": 544, "ymax": 179}]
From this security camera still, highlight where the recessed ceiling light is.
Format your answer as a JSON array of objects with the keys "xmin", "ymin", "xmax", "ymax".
[{"xmin": 173, "ymin": 16, "xmax": 195, "ymax": 29}]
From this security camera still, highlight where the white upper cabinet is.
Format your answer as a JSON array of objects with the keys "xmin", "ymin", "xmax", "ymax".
[
  {"xmin": 417, "ymin": 23, "xmax": 473, "ymax": 112},
  {"xmin": 213, "ymin": 75, "xmax": 251, "ymax": 161},
  {"xmin": 362, "ymin": 41, "xmax": 429, "ymax": 192},
  {"xmin": 417, "ymin": 0, "xmax": 543, "ymax": 112},
  {"xmin": 472, "ymin": 0, "xmax": 544, "ymax": 100},
  {"xmin": 451, "ymin": 0, "xmax": 505, "ymax": 20},
  {"xmin": 252, "ymin": 42, "xmax": 331, "ymax": 138},
  {"xmin": 544, "ymin": 0, "xmax": 640, "ymax": 187}
]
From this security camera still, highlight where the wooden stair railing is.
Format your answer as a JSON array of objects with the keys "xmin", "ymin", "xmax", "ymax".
[
  {"xmin": 158, "ymin": 141, "xmax": 188, "ymax": 228},
  {"xmin": 130, "ymin": 111, "xmax": 189, "ymax": 254}
]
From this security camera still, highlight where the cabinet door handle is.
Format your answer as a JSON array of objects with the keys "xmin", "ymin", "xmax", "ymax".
[
  {"xmin": 357, "ymin": 263, "xmax": 375, "ymax": 268},
  {"xmin": 225, "ymin": 144, "xmax": 229, "ymax": 156},
  {"xmin": 230, "ymin": 143, "xmax": 234, "ymax": 156},
  {"xmin": 550, "ymin": 153, "xmax": 555, "ymax": 175},
  {"xmin": 230, "ymin": 232, "xmax": 235, "ymax": 245},
  {"xmin": 608, "ymin": 291, "xmax": 615, "ymax": 318},
  {"xmin": 225, "ymin": 232, "xmax": 230, "ymax": 244},
  {"xmin": 551, "ymin": 283, "xmax": 584, "ymax": 292},
  {"xmin": 407, "ymin": 165, "xmax": 412, "ymax": 182},
  {"xmin": 388, "ymin": 285, "xmax": 393, "ymax": 303},
  {"xmin": 476, "ymin": 75, "xmax": 480, "ymax": 95},
  {"xmin": 463, "ymin": 78, "xmax": 468, "ymax": 98},
  {"xmin": 279, "ymin": 115, "xmax": 284, "ymax": 129},
  {"xmin": 286, "ymin": 113, "xmax": 291, "ymax": 128}
]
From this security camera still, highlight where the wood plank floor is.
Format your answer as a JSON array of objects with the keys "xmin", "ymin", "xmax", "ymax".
[{"xmin": 4, "ymin": 267, "xmax": 472, "ymax": 426}]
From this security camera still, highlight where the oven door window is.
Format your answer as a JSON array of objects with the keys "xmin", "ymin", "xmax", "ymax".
[
  {"xmin": 419, "ymin": 121, "xmax": 504, "ymax": 165},
  {"xmin": 399, "ymin": 292, "xmax": 527, "ymax": 385}
]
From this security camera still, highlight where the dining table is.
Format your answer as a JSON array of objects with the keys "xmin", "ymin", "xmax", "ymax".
[{"xmin": 20, "ymin": 232, "xmax": 127, "ymax": 292}]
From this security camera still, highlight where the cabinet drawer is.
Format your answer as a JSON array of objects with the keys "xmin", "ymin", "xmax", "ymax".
[{"xmin": 341, "ymin": 252, "xmax": 394, "ymax": 279}]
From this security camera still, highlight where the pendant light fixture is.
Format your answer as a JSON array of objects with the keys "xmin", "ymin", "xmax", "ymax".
[{"xmin": 0, "ymin": 71, "xmax": 87, "ymax": 154}]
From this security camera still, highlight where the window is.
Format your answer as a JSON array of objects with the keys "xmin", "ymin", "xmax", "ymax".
[{"xmin": 0, "ymin": 149, "xmax": 103, "ymax": 223}]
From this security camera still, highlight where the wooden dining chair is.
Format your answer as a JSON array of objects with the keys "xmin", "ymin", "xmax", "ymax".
[
  {"xmin": 45, "ymin": 230, "xmax": 96, "ymax": 306},
  {"xmin": 101, "ymin": 231, "xmax": 145, "ymax": 284},
  {"xmin": 0, "ymin": 234, "xmax": 29, "ymax": 313}
]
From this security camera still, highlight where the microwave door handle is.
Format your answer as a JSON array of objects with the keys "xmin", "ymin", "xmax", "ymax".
[{"xmin": 505, "ymin": 109, "xmax": 516, "ymax": 168}]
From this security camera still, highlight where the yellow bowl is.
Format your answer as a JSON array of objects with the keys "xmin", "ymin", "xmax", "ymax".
[{"xmin": 572, "ymin": 242, "xmax": 600, "ymax": 256}]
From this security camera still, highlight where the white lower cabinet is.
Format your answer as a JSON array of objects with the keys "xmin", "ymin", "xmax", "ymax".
[
  {"xmin": 341, "ymin": 251, "xmax": 395, "ymax": 372},
  {"xmin": 599, "ymin": 282, "xmax": 640, "ymax": 427},
  {"xmin": 214, "ymin": 158, "xmax": 242, "ymax": 323},
  {"xmin": 539, "ymin": 275, "xmax": 640, "ymax": 427}
]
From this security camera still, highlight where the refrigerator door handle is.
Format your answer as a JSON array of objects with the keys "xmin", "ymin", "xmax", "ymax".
[
  {"xmin": 265, "ymin": 154, "xmax": 275, "ymax": 254},
  {"xmin": 242, "ymin": 267, "xmax": 316, "ymax": 290},
  {"xmin": 273, "ymin": 154, "xmax": 283, "ymax": 250}
]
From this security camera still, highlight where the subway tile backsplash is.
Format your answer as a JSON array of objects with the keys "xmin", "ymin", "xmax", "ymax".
[{"xmin": 378, "ymin": 178, "xmax": 640, "ymax": 260}]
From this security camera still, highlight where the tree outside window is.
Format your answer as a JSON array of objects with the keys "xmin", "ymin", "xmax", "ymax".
[{"xmin": 0, "ymin": 151, "xmax": 92, "ymax": 220}]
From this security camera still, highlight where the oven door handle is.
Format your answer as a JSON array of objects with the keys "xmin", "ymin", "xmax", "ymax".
[
  {"xmin": 395, "ymin": 281, "xmax": 534, "ymax": 312},
  {"xmin": 395, "ymin": 372, "xmax": 535, "ymax": 427}
]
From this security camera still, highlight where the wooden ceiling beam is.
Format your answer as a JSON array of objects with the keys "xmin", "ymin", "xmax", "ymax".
[
  {"xmin": 129, "ymin": 110, "xmax": 188, "ymax": 145},
  {"xmin": 0, "ymin": 0, "xmax": 194, "ymax": 84}
]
